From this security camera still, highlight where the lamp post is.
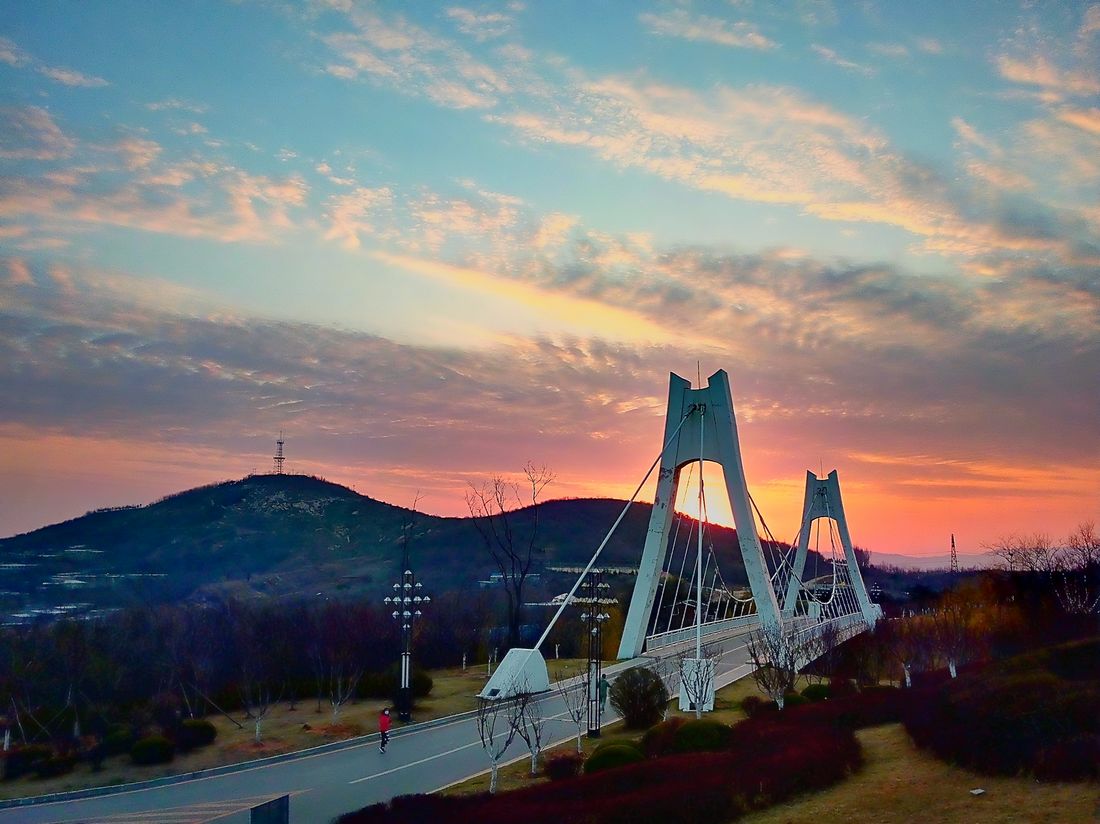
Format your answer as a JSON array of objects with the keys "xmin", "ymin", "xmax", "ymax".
[
  {"xmin": 580, "ymin": 569, "xmax": 611, "ymax": 738},
  {"xmin": 383, "ymin": 567, "xmax": 429, "ymax": 722}
]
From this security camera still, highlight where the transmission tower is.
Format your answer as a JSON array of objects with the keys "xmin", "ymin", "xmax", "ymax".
[
  {"xmin": 273, "ymin": 432, "xmax": 285, "ymax": 475},
  {"xmin": 950, "ymin": 533, "xmax": 958, "ymax": 575}
]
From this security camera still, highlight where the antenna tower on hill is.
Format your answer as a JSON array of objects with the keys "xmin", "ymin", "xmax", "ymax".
[
  {"xmin": 950, "ymin": 533, "xmax": 958, "ymax": 575},
  {"xmin": 273, "ymin": 432, "xmax": 285, "ymax": 475}
]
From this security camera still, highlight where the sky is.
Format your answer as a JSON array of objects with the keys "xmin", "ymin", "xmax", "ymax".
[{"xmin": 0, "ymin": 0, "xmax": 1097, "ymax": 556}]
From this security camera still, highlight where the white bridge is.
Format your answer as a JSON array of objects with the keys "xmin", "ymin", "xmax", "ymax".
[{"xmin": 482, "ymin": 369, "xmax": 880, "ymax": 702}]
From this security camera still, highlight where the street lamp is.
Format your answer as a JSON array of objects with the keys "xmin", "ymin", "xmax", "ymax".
[
  {"xmin": 383, "ymin": 568, "xmax": 430, "ymax": 721},
  {"xmin": 580, "ymin": 569, "xmax": 611, "ymax": 738}
]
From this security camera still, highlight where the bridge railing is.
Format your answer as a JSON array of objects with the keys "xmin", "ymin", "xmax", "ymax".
[{"xmin": 645, "ymin": 612, "xmax": 760, "ymax": 651}]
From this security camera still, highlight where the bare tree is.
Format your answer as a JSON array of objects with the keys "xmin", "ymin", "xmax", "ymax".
[
  {"xmin": 985, "ymin": 533, "xmax": 1063, "ymax": 574},
  {"xmin": 930, "ymin": 593, "xmax": 976, "ymax": 678},
  {"xmin": 553, "ymin": 667, "xmax": 589, "ymax": 753},
  {"xmin": 877, "ymin": 617, "xmax": 932, "ymax": 687},
  {"xmin": 466, "ymin": 462, "xmax": 554, "ymax": 649},
  {"xmin": 650, "ymin": 651, "xmax": 682, "ymax": 721},
  {"xmin": 309, "ymin": 604, "xmax": 366, "ymax": 721},
  {"xmin": 476, "ymin": 693, "xmax": 523, "ymax": 793},
  {"xmin": 1055, "ymin": 521, "xmax": 1100, "ymax": 615},
  {"xmin": 677, "ymin": 644, "xmax": 720, "ymax": 719},
  {"xmin": 746, "ymin": 624, "xmax": 799, "ymax": 709},
  {"xmin": 514, "ymin": 681, "xmax": 549, "ymax": 775}
]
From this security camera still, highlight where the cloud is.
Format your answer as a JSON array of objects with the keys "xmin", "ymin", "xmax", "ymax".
[
  {"xmin": 997, "ymin": 54, "xmax": 1100, "ymax": 99},
  {"xmin": 811, "ymin": 44, "xmax": 873, "ymax": 75},
  {"xmin": 324, "ymin": 186, "xmax": 394, "ymax": 249},
  {"xmin": 37, "ymin": 65, "xmax": 109, "ymax": 87},
  {"xmin": 445, "ymin": 6, "xmax": 516, "ymax": 41},
  {"xmin": 639, "ymin": 9, "xmax": 777, "ymax": 50},
  {"xmin": 146, "ymin": 98, "xmax": 208, "ymax": 113},
  {"xmin": 0, "ymin": 36, "xmax": 108, "ymax": 87},
  {"xmin": 320, "ymin": 6, "xmax": 509, "ymax": 110},
  {"xmin": 1058, "ymin": 106, "xmax": 1100, "ymax": 136},
  {"xmin": 5, "ymin": 258, "xmax": 33, "ymax": 286},
  {"xmin": 1, "ymin": 247, "xmax": 1094, "ymax": 548},
  {"xmin": 0, "ymin": 106, "xmax": 75, "ymax": 160},
  {"xmin": 867, "ymin": 42, "xmax": 909, "ymax": 59}
]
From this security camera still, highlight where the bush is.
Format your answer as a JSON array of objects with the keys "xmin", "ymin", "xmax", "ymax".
[
  {"xmin": 671, "ymin": 719, "xmax": 729, "ymax": 754},
  {"xmin": 102, "ymin": 725, "xmax": 135, "ymax": 757},
  {"xmin": 34, "ymin": 754, "xmax": 77, "ymax": 778},
  {"xmin": 176, "ymin": 719, "xmax": 217, "ymax": 751},
  {"xmin": 1034, "ymin": 734, "xmax": 1100, "ymax": 781},
  {"xmin": 740, "ymin": 695, "xmax": 777, "ymax": 718},
  {"xmin": 543, "ymin": 751, "xmax": 583, "ymax": 781},
  {"xmin": 903, "ymin": 638, "xmax": 1100, "ymax": 780},
  {"xmin": 801, "ymin": 683, "xmax": 831, "ymax": 702},
  {"xmin": 640, "ymin": 717, "xmax": 685, "ymax": 758},
  {"xmin": 2, "ymin": 744, "xmax": 54, "ymax": 780},
  {"xmin": 828, "ymin": 676, "xmax": 857, "ymax": 699},
  {"xmin": 782, "ymin": 691, "xmax": 808, "ymax": 709},
  {"xmin": 583, "ymin": 742, "xmax": 645, "ymax": 774},
  {"xmin": 608, "ymin": 667, "xmax": 669, "ymax": 729},
  {"xmin": 131, "ymin": 735, "xmax": 175, "ymax": 765}
]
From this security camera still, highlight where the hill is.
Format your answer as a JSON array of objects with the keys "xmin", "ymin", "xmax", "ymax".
[{"xmin": 0, "ymin": 474, "xmax": 761, "ymax": 621}]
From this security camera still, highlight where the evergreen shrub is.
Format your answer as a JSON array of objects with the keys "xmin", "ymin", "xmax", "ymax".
[
  {"xmin": 670, "ymin": 719, "xmax": 730, "ymax": 754},
  {"xmin": 176, "ymin": 719, "xmax": 217, "ymax": 750},
  {"xmin": 583, "ymin": 742, "xmax": 645, "ymax": 774},
  {"xmin": 608, "ymin": 667, "xmax": 668, "ymax": 729},
  {"xmin": 131, "ymin": 735, "xmax": 175, "ymax": 765}
]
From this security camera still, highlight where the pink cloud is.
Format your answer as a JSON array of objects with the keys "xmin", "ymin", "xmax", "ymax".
[{"xmin": 0, "ymin": 106, "xmax": 75, "ymax": 160}]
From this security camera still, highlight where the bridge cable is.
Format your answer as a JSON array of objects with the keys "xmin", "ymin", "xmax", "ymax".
[{"xmin": 532, "ymin": 406, "xmax": 698, "ymax": 652}]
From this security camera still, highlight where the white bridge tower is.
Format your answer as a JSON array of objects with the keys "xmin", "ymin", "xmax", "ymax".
[{"xmin": 618, "ymin": 370, "xmax": 781, "ymax": 659}]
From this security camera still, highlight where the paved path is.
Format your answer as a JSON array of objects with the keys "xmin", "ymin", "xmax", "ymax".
[{"xmin": 0, "ymin": 629, "xmax": 760, "ymax": 824}]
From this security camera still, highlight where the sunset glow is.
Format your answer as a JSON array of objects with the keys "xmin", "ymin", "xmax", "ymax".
[{"xmin": 1, "ymin": 2, "xmax": 1097, "ymax": 554}]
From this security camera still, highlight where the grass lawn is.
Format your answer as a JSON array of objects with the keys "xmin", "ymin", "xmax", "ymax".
[
  {"xmin": 0, "ymin": 660, "xmax": 589, "ymax": 801},
  {"xmin": 742, "ymin": 724, "xmax": 1099, "ymax": 824}
]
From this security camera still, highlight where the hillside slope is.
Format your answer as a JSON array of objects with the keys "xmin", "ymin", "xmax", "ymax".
[{"xmin": 0, "ymin": 474, "xmax": 763, "ymax": 619}]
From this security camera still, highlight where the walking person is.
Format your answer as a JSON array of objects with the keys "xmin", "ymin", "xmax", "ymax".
[
  {"xmin": 598, "ymin": 674, "xmax": 610, "ymax": 718},
  {"xmin": 378, "ymin": 707, "xmax": 391, "ymax": 753}
]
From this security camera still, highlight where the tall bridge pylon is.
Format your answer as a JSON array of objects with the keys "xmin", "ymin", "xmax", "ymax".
[
  {"xmin": 617, "ymin": 370, "xmax": 781, "ymax": 659},
  {"xmin": 780, "ymin": 470, "xmax": 879, "ymax": 626}
]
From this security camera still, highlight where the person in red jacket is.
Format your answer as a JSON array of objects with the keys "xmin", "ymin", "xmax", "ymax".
[{"xmin": 378, "ymin": 707, "xmax": 391, "ymax": 753}]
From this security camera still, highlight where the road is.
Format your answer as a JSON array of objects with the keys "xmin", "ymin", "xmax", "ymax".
[{"xmin": 0, "ymin": 629, "xmax": 759, "ymax": 824}]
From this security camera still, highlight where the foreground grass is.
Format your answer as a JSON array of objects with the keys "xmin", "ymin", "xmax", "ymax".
[
  {"xmin": 742, "ymin": 724, "xmax": 1099, "ymax": 824},
  {"xmin": 0, "ymin": 661, "xmax": 590, "ymax": 801}
]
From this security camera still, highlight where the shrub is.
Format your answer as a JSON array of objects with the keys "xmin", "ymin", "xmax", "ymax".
[
  {"xmin": 176, "ymin": 719, "xmax": 217, "ymax": 751},
  {"xmin": 2, "ymin": 744, "xmax": 54, "ymax": 780},
  {"xmin": 1034, "ymin": 734, "xmax": 1100, "ymax": 782},
  {"xmin": 782, "ymin": 691, "xmax": 808, "ymax": 709},
  {"xmin": 640, "ymin": 717, "xmax": 685, "ymax": 758},
  {"xmin": 828, "ymin": 676, "xmax": 857, "ymax": 699},
  {"xmin": 740, "ymin": 695, "xmax": 777, "ymax": 718},
  {"xmin": 543, "ymin": 751, "xmax": 583, "ymax": 781},
  {"xmin": 801, "ymin": 683, "xmax": 831, "ymax": 702},
  {"xmin": 671, "ymin": 719, "xmax": 729, "ymax": 754},
  {"xmin": 583, "ymin": 742, "xmax": 645, "ymax": 774},
  {"xmin": 131, "ymin": 735, "xmax": 175, "ymax": 765},
  {"xmin": 103, "ymin": 725, "xmax": 135, "ymax": 757},
  {"xmin": 34, "ymin": 754, "xmax": 77, "ymax": 778},
  {"xmin": 903, "ymin": 641, "xmax": 1100, "ymax": 781},
  {"xmin": 608, "ymin": 667, "xmax": 669, "ymax": 729}
]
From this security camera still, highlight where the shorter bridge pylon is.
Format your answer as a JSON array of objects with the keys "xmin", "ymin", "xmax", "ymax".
[{"xmin": 780, "ymin": 470, "xmax": 880, "ymax": 626}]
